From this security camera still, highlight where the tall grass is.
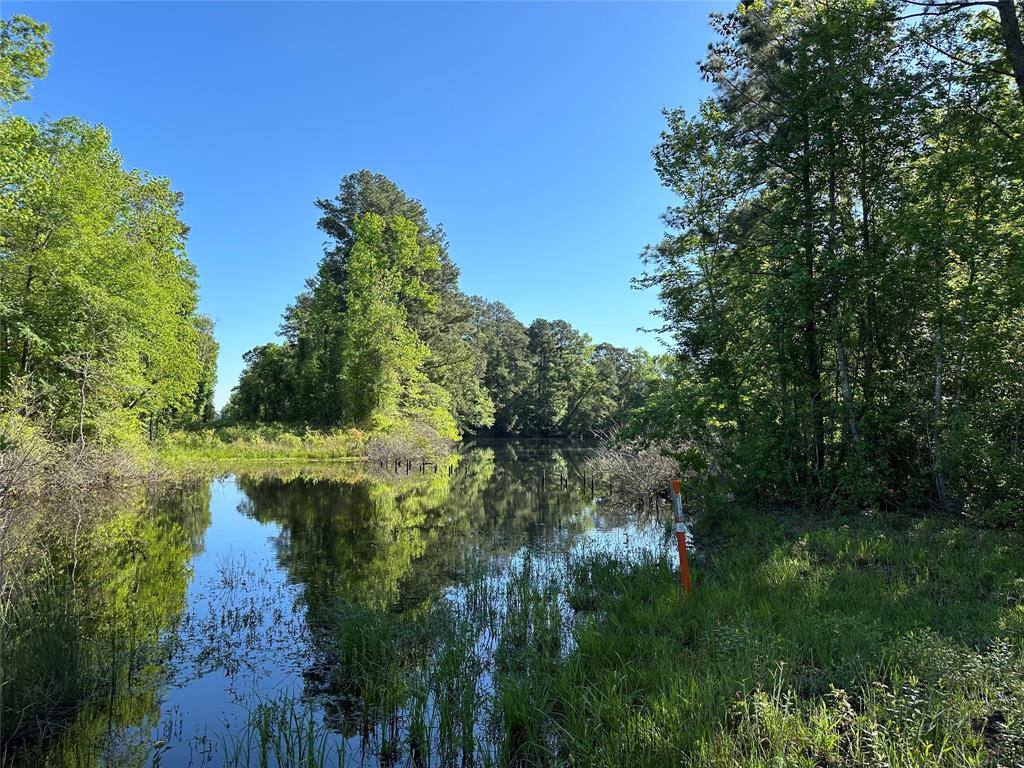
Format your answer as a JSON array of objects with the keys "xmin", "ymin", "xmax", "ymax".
[
  {"xmin": 550, "ymin": 511, "xmax": 1024, "ymax": 767},
  {"xmin": 220, "ymin": 694, "xmax": 342, "ymax": 768},
  {"xmin": 159, "ymin": 421, "xmax": 455, "ymax": 466},
  {"xmin": 158, "ymin": 424, "xmax": 369, "ymax": 463},
  {"xmin": 228, "ymin": 509, "xmax": 1024, "ymax": 767},
  {"xmin": 1, "ymin": 485, "xmax": 198, "ymax": 767}
]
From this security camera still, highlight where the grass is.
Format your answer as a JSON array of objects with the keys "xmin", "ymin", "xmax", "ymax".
[
  {"xmin": 7, "ymin": 481, "xmax": 1024, "ymax": 766},
  {"xmin": 551, "ymin": 510, "xmax": 1024, "ymax": 766},
  {"xmin": 157, "ymin": 423, "xmax": 370, "ymax": 464},
  {"xmin": 226, "ymin": 508, "xmax": 1024, "ymax": 767},
  {"xmin": 157, "ymin": 420, "xmax": 455, "ymax": 468},
  {"xmin": 220, "ymin": 694, "xmax": 342, "ymax": 768}
]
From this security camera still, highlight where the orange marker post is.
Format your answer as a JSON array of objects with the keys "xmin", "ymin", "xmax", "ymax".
[{"xmin": 669, "ymin": 479, "xmax": 692, "ymax": 593}]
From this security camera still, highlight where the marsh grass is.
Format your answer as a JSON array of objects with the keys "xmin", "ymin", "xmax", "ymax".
[
  {"xmin": 0, "ymin": 576, "xmax": 92, "ymax": 754},
  {"xmin": 549, "ymin": 511, "xmax": 1024, "ymax": 767},
  {"xmin": 220, "ymin": 694, "xmax": 342, "ymax": 768},
  {"xmin": 229, "ymin": 508, "xmax": 1024, "ymax": 767},
  {"xmin": 0, "ymin": 479, "xmax": 205, "ymax": 767},
  {"xmin": 158, "ymin": 425, "xmax": 369, "ymax": 464},
  {"xmin": 8, "ymin": 476, "xmax": 1024, "ymax": 768},
  {"xmin": 1, "ymin": 569, "xmax": 182, "ymax": 768},
  {"xmin": 159, "ymin": 421, "xmax": 455, "ymax": 467}
]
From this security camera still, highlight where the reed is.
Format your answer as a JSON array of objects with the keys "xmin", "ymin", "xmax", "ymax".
[
  {"xmin": 8, "ymin": 493, "xmax": 1024, "ymax": 767},
  {"xmin": 224, "ymin": 508, "xmax": 1024, "ymax": 767}
]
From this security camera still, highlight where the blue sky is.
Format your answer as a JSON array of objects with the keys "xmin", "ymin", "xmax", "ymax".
[{"xmin": 8, "ymin": 1, "xmax": 717, "ymax": 408}]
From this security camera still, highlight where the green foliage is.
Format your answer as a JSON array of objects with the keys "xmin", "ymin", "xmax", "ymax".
[
  {"xmin": 229, "ymin": 173, "xmax": 473, "ymax": 438},
  {"xmin": 1, "ymin": 485, "xmax": 203, "ymax": 761},
  {"xmin": 339, "ymin": 213, "xmax": 457, "ymax": 438},
  {"xmin": 469, "ymin": 301, "xmax": 662, "ymax": 437},
  {"xmin": 0, "ymin": 18, "xmax": 216, "ymax": 447},
  {"xmin": 189, "ymin": 314, "xmax": 219, "ymax": 425},
  {"xmin": 519, "ymin": 319, "xmax": 594, "ymax": 434},
  {"xmin": 547, "ymin": 510, "xmax": 1024, "ymax": 766},
  {"xmin": 0, "ymin": 15, "xmax": 50, "ymax": 107},
  {"xmin": 639, "ymin": 0, "xmax": 1024, "ymax": 514},
  {"xmin": 510, "ymin": 320, "xmax": 661, "ymax": 436},
  {"xmin": 469, "ymin": 297, "xmax": 534, "ymax": 433},
  {"xmin": 230, "ymin": 172, "xmax": 660, "ymax": 440}
]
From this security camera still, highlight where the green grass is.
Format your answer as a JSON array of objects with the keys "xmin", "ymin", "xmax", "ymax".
[
  {"xmin": 10, "ymin": 498, "xmax": 1024, "ymax": 766},
  {"xmin": 219, "ymin": 694, "xmax": 342, "ymax": 768},
  {"xmin": 157, "ymin": 423, "xmax": 370, "ymax": 463},
  {"xmin": 234, "ymin": 509, "xmax": 1024, "ymax": 767},
  {"xmin": 549, "ymin": 510, "xmax": 1024, "ymax": 766}
]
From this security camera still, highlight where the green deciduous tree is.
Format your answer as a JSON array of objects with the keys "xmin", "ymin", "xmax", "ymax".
[
  {"xmin": 0, "ymin": 119, "xmax": 210, "ymax": 444},
  {"xmin": 0, "ymin": 16, "xmax": 215, "ymax": 445},
  {"xmin": 640, "ymin": 0, "xmax": 1024, "ymax": 518},
  {"xmin": 0, "ymin": 15, "xmax": 50, "ymax": 107}
]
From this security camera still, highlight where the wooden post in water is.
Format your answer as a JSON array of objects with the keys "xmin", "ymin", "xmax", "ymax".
[{"xmin": 670, "ymin": 479, "xmax": 692, "ymax": 593}]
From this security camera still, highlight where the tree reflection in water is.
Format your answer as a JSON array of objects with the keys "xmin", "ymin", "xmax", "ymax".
[{"xmin": 9, "ymin": 441, "xmax": 661, "ymax": 767}]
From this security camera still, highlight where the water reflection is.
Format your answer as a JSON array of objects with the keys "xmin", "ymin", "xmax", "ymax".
[
  {"xmin": 8, "ymin": 441, "xmax": 663, "ymax": 767},
  {"xmin": 236, "ymin": 442, "xmax": 600, "ymax": 613},
  {"xmin": 1, "ymin": 483, "xmax": 211, "ymax": 767}
]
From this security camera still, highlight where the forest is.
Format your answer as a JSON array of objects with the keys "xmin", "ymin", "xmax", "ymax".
[
  {"xmin": 224, "ymin": 170, "xmax": 661, "ymax": 439},
  {"xmin": 0, "ymin": 17, "xmax": 217, "ymax": 450},
  {"xmin": 634, "ymin": 0, "xmax": 1024, "ymax": 522}
]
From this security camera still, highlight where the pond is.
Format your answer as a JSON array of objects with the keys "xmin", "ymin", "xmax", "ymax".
[{"xmin": 9, "ymin": 441, "xmax": 673, "ymax": 767}]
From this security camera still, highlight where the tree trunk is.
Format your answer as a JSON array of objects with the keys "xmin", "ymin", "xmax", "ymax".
[
  {"xmin": 77, "ymin": 365, "xmax": 88, "ymax": 448},
  {"xmin": 802, "ymin": 136, "xmax": 825, "ymax": 483},
  {"xmin": 996, "ymin": 0, "xmax": 1024, "ymax": 106},
  {"xmin": 836, "ymin": 340, "xmax": 862, "ymax": 445},
  {"xmin": 932, "ymin": 328, "xmax": 950, "ymax": 511}
]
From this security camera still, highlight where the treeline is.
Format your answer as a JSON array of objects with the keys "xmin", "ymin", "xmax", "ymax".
[
  {"xmin": 638, "ymin": 0, "xmax": 1024, "ymax": 520},
  {"xmin": 0, "ymin": 17, "xmax": 216, "ymax": 446},
  {"xmin": 226, "ymin": 171, "xmax": 659, "ymax": 438}
]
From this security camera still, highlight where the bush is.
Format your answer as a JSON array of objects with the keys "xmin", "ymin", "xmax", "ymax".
[{"xmin": 366, "ymin": 421, "xmax": 453, "ymax": 465}]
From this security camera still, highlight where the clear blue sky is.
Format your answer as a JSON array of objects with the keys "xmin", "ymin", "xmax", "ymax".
[{"xmin": 7, "ymin": 1, "xmax": 717, "ymax": 408}]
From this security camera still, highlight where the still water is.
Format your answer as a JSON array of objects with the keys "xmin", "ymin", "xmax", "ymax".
[{"xmin": 23, "ymin": 441, "xmax": 670, "ymax": 767}]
